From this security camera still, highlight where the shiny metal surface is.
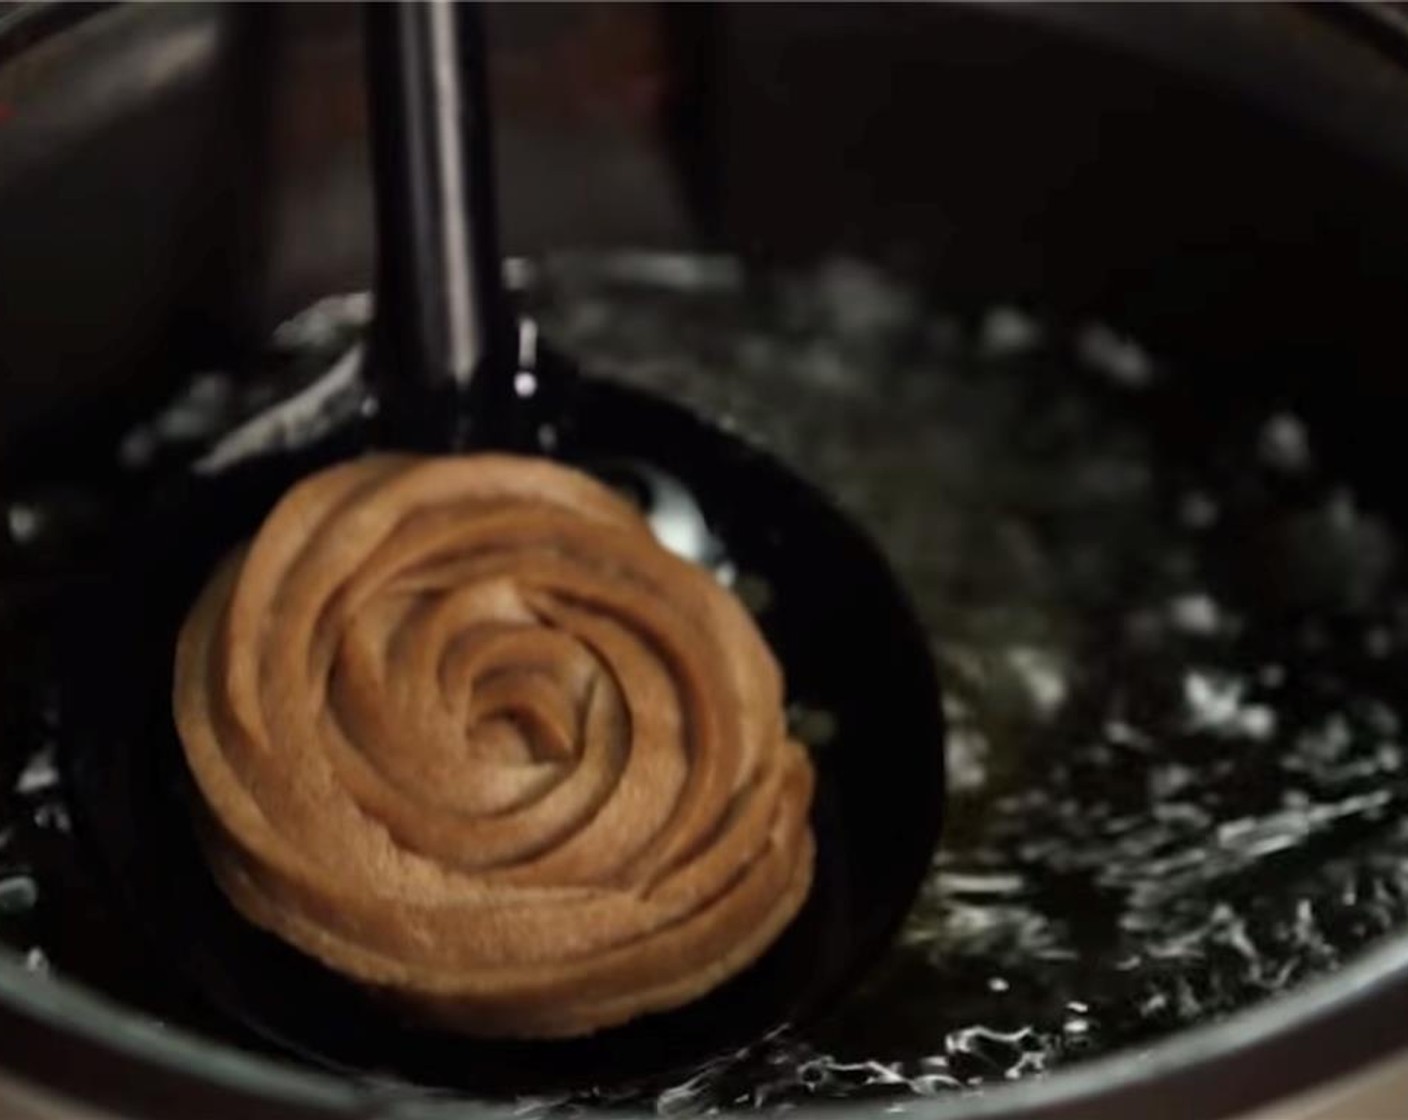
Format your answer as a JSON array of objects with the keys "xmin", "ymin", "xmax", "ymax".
[{"xmin": 4, "ymin": 1054, "xmax": 1406, "ymax": 1119}]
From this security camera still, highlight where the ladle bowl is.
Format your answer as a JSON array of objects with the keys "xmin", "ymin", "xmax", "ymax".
[{"xmin": 59, "ymin": 352, "xmax": 944, "ymax": 1091}]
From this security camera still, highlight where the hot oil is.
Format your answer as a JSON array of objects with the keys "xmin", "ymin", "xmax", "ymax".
[
  {"xmin": 527, "ymin": 256, "xmax": 1408, "ymax": 1108},
  {"xmin": 1, "ymin": 255, "xmax": 1407, "ymax": 1110}
]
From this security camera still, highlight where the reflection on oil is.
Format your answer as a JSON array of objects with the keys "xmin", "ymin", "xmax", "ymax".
[{"xmin": 522, "ymin": 255, "xmax": 1408, "ymax": 1109}]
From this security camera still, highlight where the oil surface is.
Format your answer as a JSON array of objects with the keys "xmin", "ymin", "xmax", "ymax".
[{"xmin": 4, "ymin": 255, "xmax": 1408, "ymax": 1111}]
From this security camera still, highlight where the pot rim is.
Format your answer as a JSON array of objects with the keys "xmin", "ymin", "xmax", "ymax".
[
  {"xmin": 6, "ymin": 2, "xmax": 1408, "ymax": 1118},
  {"xmin": 5, "ymin": 910, "xmax": 1408, "ymax": 1120}
]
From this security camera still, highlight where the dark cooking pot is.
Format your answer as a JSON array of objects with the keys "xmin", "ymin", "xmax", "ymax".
[{"xmin": 9, "ymin": 3, "xmax": 1408, "ymax": 1119}]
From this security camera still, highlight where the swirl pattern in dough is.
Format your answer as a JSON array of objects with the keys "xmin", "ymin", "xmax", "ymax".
[{"xmin": 173, "ymin": 453, "xmax": 815, "ymax": 1038}]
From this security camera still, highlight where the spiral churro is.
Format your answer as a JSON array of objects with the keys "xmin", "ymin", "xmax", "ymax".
[{"xmin": 174, "ymin": 454, "xmax": 814, "ymax": 1038}]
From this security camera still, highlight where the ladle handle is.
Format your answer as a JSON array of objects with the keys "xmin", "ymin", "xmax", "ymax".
[{"xmin": 364, "ymin": 0, "xmax": 512, "ymax": 417}]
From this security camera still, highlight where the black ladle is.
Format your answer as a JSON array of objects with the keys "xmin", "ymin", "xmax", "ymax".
[{"xmin": 62, "ymin": 0, "xmax": 945, "ymax": 1097}]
